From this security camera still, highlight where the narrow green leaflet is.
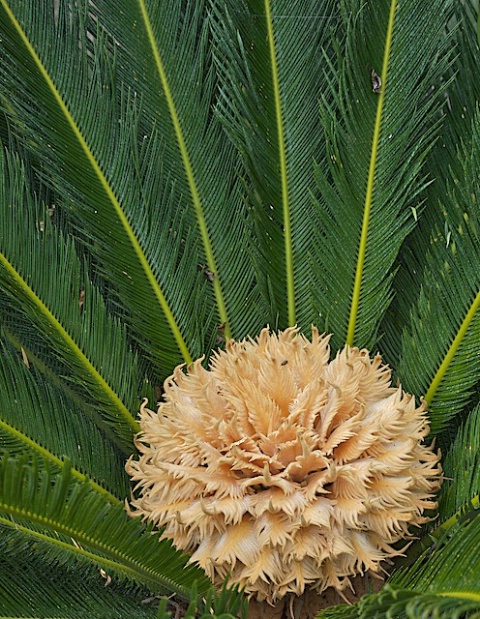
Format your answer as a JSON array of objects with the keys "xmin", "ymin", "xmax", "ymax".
[
  {"xmin": 0, "ymin": 337, "xmax": 129, "ymax": 499},
  {"xmin": 90, "ymin": 0, "xmax": 259, "ymax": 343},
  {"xmin": 0, "ymin": 148, "xmax": 143, "ymax": 452},
  {"xmin": 318, "ymin": 515, "xmax": 480, "ymax": 618},
  {"xmin": 318, "ymin": 586, "xmax": 480, "ymax": 619},
  {"xmin": 439, "ymin": 403, "xmax": 480, "ymax": 518},
  {"xmin": 0, "ymin": 534, "xmax": 157, "ymax": 618}
]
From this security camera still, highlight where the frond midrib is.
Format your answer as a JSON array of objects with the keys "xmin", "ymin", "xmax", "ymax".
[
  {"xmin": 264, "ymin": 0, "xmax": 295, "ymax": 326},
  {"xmin": 0, "ymin": 418, "xmax": 120, "ymax": 504},
  {"xmin": 137, "ymin": 0, "xmax": 231, "ymax": 338},
  {"xmin": 0, "ymin": 251, "xmax": 138, "ymax": 437},
  {"xmin": 0, "ymin": 513, "xmax": 175, "ymax": 591},
  {"xmin": 346, "ymin": 0, "xmax": 397, "ymax": 346},
  {"xmin": 425, "ymin": 290, "xmax": 480, "ymax": 405}
]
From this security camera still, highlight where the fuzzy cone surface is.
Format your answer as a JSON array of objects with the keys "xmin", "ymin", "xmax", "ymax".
[{"xmin": 126, "ymin": 328, "xmax": 441, "ymax": 602}]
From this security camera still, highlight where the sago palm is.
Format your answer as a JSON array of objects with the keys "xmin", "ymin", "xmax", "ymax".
[{"xmin": 0, "ymin": 0, "xmax": 479, "ymax": 617}]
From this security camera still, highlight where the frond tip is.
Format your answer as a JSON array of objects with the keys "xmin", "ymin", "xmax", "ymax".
[{"xmin": 126, "ymin": 328, "xmax": 441, "ymax": 603}]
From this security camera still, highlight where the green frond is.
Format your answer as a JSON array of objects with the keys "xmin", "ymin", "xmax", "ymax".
[
  {"xmin": 87, "ymin": 0, "xmax": 260, "ymax": 344},
  {"xmin": 318, "ymin": 512, "xmax": 480, "ymax": 618},
  {"xmin": 396, "ymin": 110, "xmax": 480, "ymax": 433},
  {"xmin": 390, "ymin": 512, "xmax": 480, "ymax": 602},
  {"xmin": 0, "ymin": 147, "xmax": 146, "ymax": 451},
  {"xmin": 381, "ymin": 3, "xmax": 479, "ymax": 369},
  {"xmin": 0, "ymin": 534, "xmax": 157, "ymax": 618},
  {"xmin": 0, "ymin": 0, "xmax": 210, "ymax": 371},
  {"xmin": 0, "ymin": 530, "xmax": 245, "ymax": 618},
  {"xmin": 0, "ymin": 337, "xmax": 128, "ymax": 499},
  {"xmin": 311, "ymin": 0, "xmax": 454, "ymax": 350},
  {"xmin": 136, "ymin": 0, "xmax": 230, "ymax": 334},
  {"xmin": 0, "ymin": 457, "xmax": 211, "ymax": 597},
  {"xmin": 210, "ymin": 0, "xmax": 338, "ymax": 330},
  {"xmin": 318, "ymin": 585, "xmax": 480, "ymax": 619},
  {"xmin": 437, "ymin": 403, "xmax": 480, "ymax": 524}
]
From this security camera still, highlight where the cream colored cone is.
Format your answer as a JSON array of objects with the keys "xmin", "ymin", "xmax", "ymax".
[{"xmin": 127, "ymin": 327, "xmax": 441, "ymax": 603}]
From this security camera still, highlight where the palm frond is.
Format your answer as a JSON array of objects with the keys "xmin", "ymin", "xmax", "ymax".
[
  {"xmin": 0, "ymin": 146, "xmax": 146, "ymax": 452},
  {"xmin": 436, "ymin": 403, "xmax": 480, "ymax": 528},
  {"xmin": 318, "ymin": 511, "xmax": 480, "ymax": 618},
  {"xmin": 310, "ymin": 0, "xmax": 454, "ymax": 350},
  {"xmin": 390, "ymin": 513, "xmax": 480, "ymax": 604},
  {"xmin": 91, "ymin": 0, "xmax": 261, "ymax": 343},
  {"xmin": 0, "ymin": 457, "xmax": 211, "ymax": 597},
  {"xmin": 0, "ymin": 336, "xmax": 129, "ymax": 499},
  {"xmin": 209, "ymin": 0, "xmax": 339, "ymax": 330},
  {"xmin": 318, "ymin": 585, "xmax": 480, "ymax": 619},
  {"xmin": 0, "ymin": 533, "xmax": 157, "ymax": 618},
  {"xmin": 381, "ymin": 2, "xmax": 479, "ymax": 370},
  {"xmin": 396, "ymin": 110, "xmax": 480, "ymax": 433},
  {"xmin": 0, "ymin": 0, "xmax": 218, "ymax": 372}
]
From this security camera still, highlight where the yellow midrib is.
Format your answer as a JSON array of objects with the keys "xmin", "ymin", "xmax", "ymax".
[
  {"xmin": 425, "ymin": 289, "xmax": 480, "ymax": 405},
  {"xmin": 264, "ymin": 0, "xmax": 296, "ymax": 326},
  {"xmin": 138, "ymin": 0, "xmax": 231, "ymax": 339},
  {"xmin": 346, "ymin": 0, "xmax": 398, "ymax": 346},
  {"xmin": 0, "ymin": 251, "xmax": 139, "ymax": 435}
]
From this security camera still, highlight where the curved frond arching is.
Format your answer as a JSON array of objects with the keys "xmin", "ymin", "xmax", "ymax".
[
  {"xmin": 0, "ymin": 338, "xmax": 128, "ymax": 499},
  {"xmin": 0, "ymin": 457, "xmax": 211, "ymax": 597},
  {"xmin": 0, "ymin": 532, "xmax": 157, "ymax": 618},
  {"xmin": 318, "ymin": 586, "xmax": 480, "ymax": 619},
  {"xmin": 0, "ymin": 0, "xmax": 203, "ymax": 371},
  {"xmin": 318, "ymin": 514, "xmax": 480, "ymax": 618},
  {"xmin": 390, "ymin": 515, "xmax": 480, "ymax": 602}
]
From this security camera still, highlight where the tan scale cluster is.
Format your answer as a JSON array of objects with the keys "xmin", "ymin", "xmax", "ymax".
[{"xmin": 126, "ymin": 327, "xmax": 441, "ymax": 603}]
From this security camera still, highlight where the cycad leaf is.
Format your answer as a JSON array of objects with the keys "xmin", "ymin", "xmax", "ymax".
[
  {"xmin": 210, "ymin": 0, "xmax": 338, "ymax": 329},
  {"xmin": 0, "ymin": 0, "xmax": 211, "ymax": 372},
  {"xmin": 318, "ymin": 515, "xmax": 480, "ymax": 618},
  {"xmin": 381, "ymin": 3, "xmax": 479, "ymax": 369},
  {"xmin": 318, "ymin": 586, "xmax": 480, "ymax": 619},
  {"xmin": 0, "ymin": 534, "xmax": 157, "ymax": 618},
  {"xmin": 0, "ymin": 457, "xmax": 211, "ymax": 597},
  {"xmin": 390, "ymin": 514, "xmax": 480, "ymax": 608},
  {"xmin": 0, "ymin": 147, "xmax": 143, "ymax": 451},
  {"xmin": 437, "ymin": 403, "xmax": 480, "ymax": 524},
  {"xmin": 311, "ymin": 0, "xmax": 453, "ymax": 350},
  {"xmin": 0, "ymin": 337, "xmax": 129, "ymax": 499},
  {"xmin": 396, "ymin": 111, "xmax": 480, "ymax": 433},
  {"xmin": 89, "ymin": 0, "xmax": 260, "ymax": 343}
]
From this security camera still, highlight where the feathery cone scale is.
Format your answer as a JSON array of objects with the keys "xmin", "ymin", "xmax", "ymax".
[{"xmin": 126, "ymin": 328, "xmax": 441, "ymax": 602}]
